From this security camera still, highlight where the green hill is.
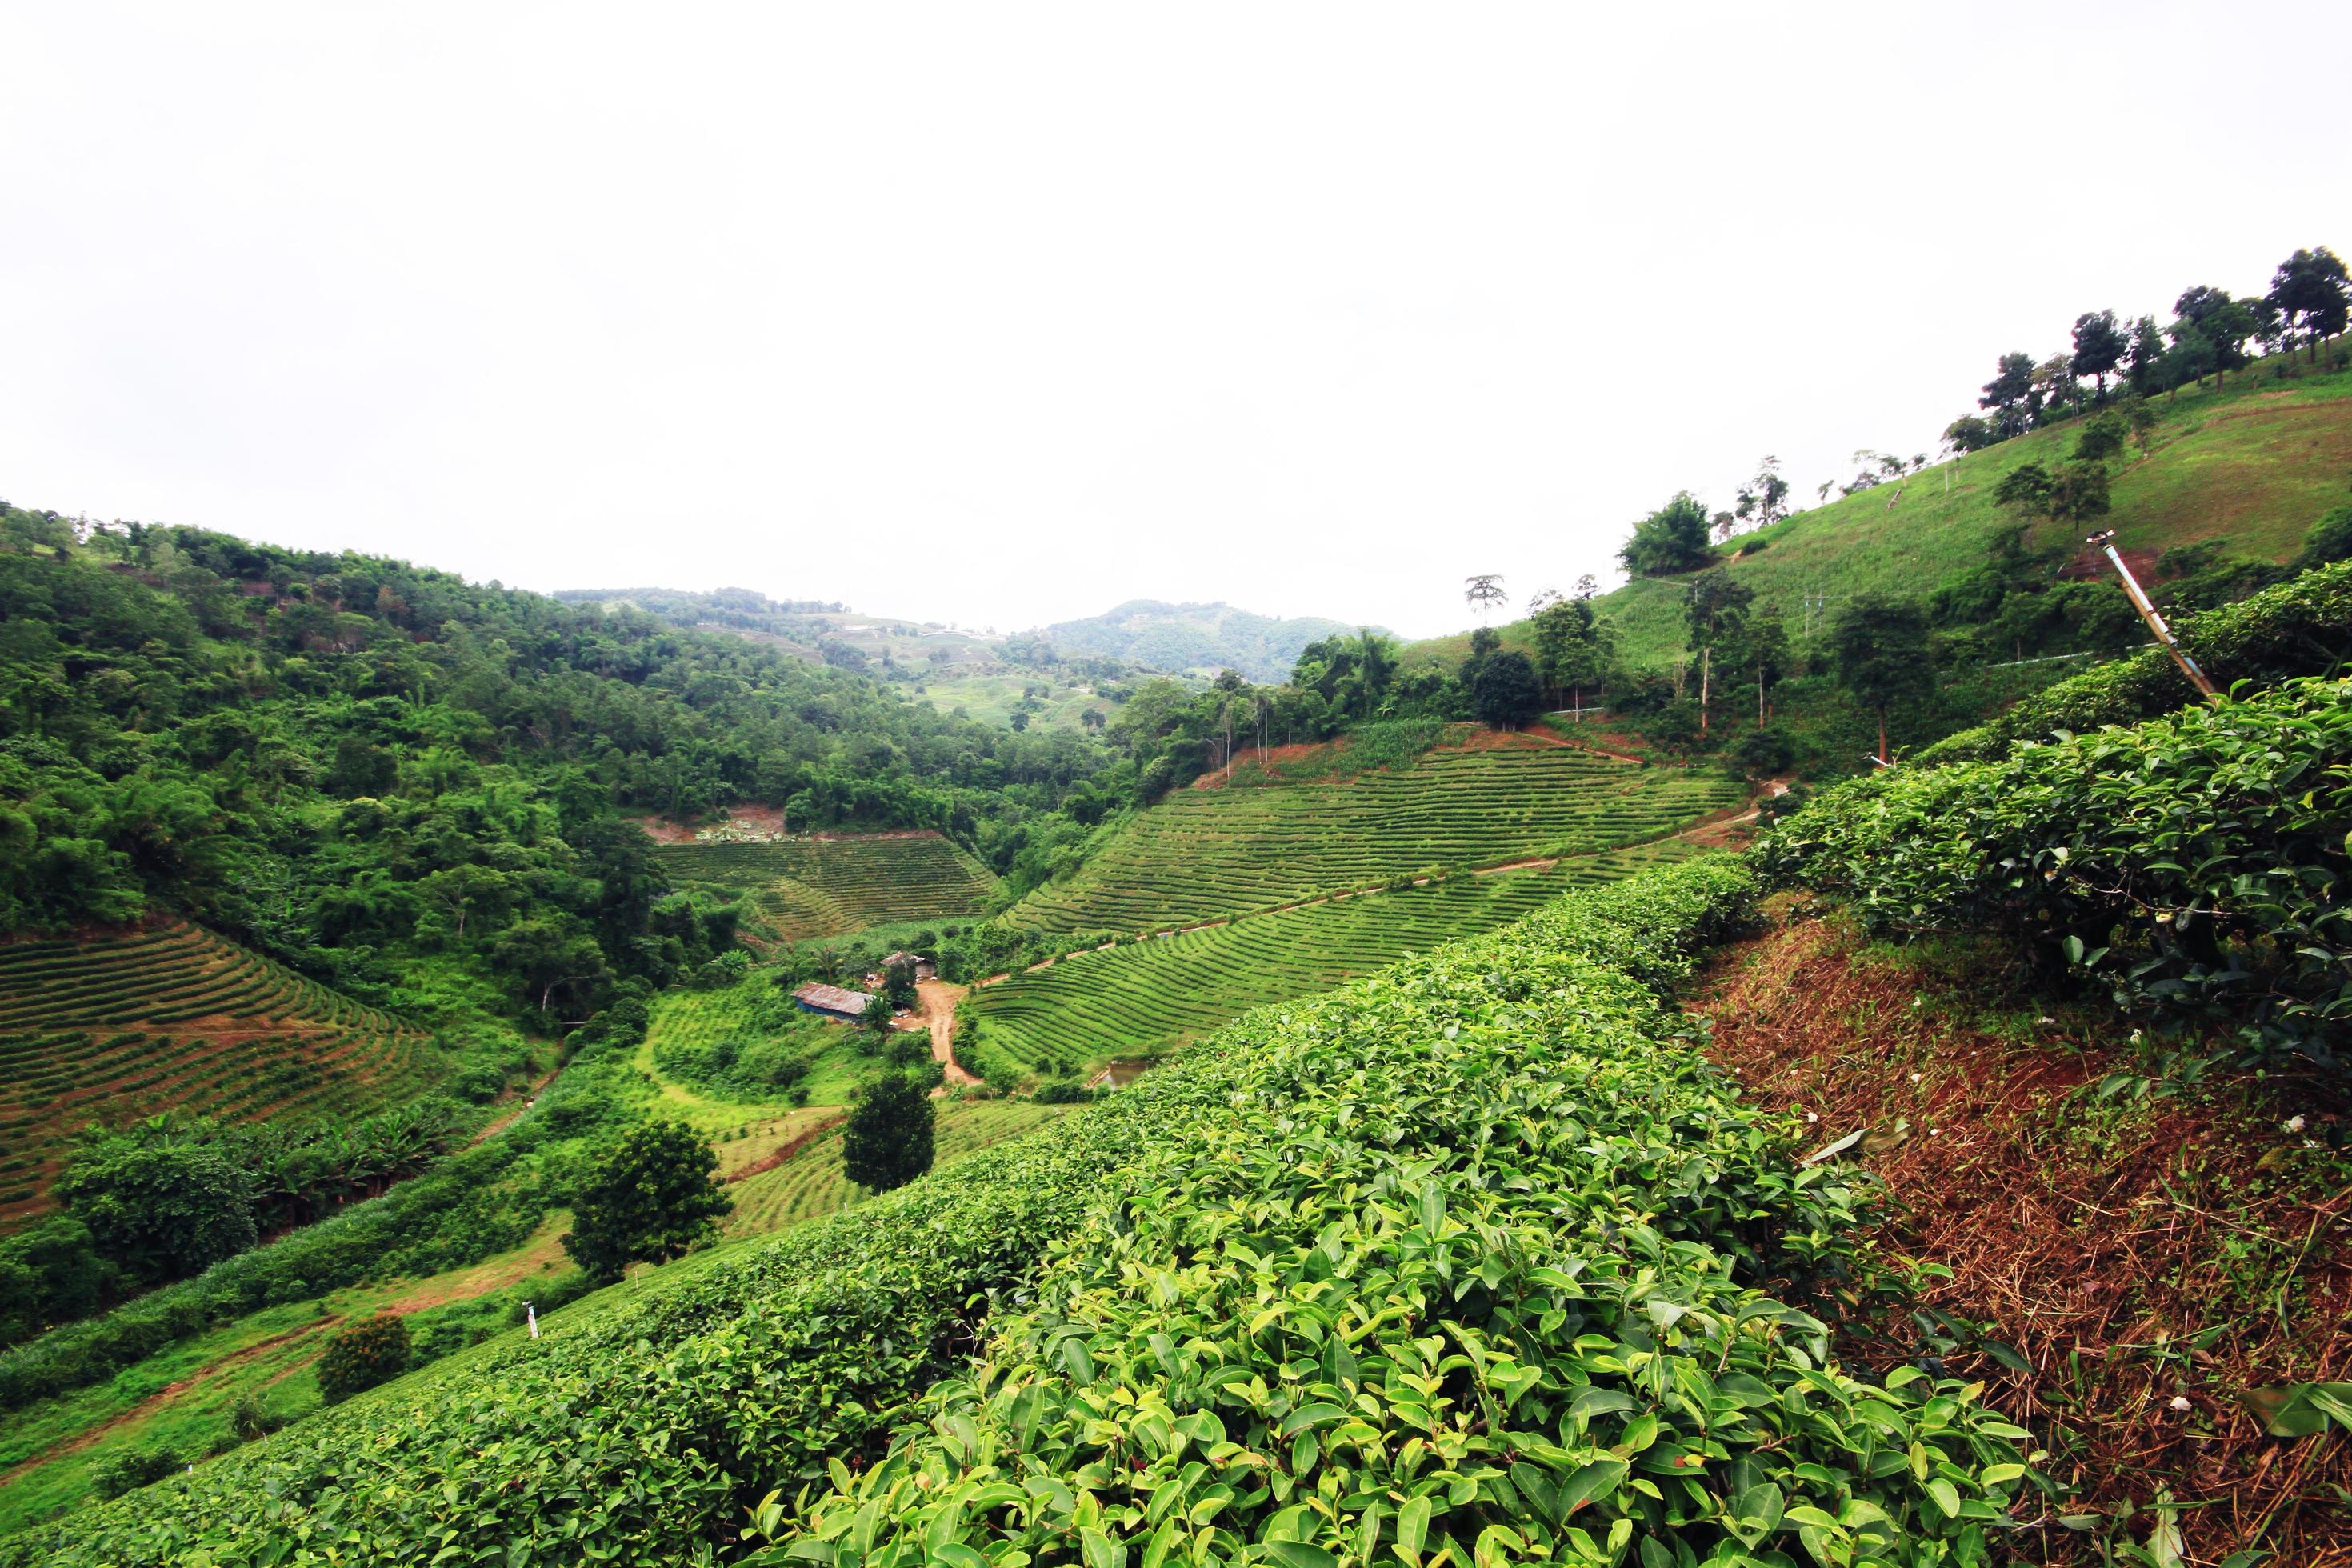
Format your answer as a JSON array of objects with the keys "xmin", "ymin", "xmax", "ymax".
[
  {"xmin": 0, "ymin": 923, "xmax": 443, "ymax": 1230},
  {"xmin": 1002, "ymin": 738, "xmax": 1745, "ymax": 933},
  {"xmin": 1033, "ymin": 598, "xmax": 1375, "ymax": 681},
  {"xmin": 653, "ymin": 830, "xmax": 1000, "ymax": 939},
  {"xmin": 965, "ymin": 843, "xmax": 1698, "ymax": 1078},
  {"xmin": 1409, "ymin": 362, "xmax": 2352, "ymax": 678}
]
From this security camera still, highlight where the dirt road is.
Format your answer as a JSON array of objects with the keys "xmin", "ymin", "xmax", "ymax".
[{"xmin": 914, "ymin": 978, "xmax": 981, "ymax": 1086}]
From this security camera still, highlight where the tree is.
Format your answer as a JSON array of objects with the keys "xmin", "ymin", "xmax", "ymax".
[
  {"xmin": 1733, "ymin": 457, "xmax": 1790, "ymax": 534},
  {"xmin": 1682, "ymin": 570, "xmax": 1754, "ymax": 737},
  {"xmin": 1978, "ymin": 352, "xmax": 2036, "ymax": 438},
  {"xmin": 2070, "ymin": 310, "xmax": 2127, "ymax": 402},
  {"xmin": 1469, "ymin": 651, "xmax": 1544, "ymax": 730},
  {"xmin": 1993, "ymin": 462, "xmax": 2054, "ymax": 517},
  {"xmin": 1530, "ymin": 595, "xmax": 1605, "ymax": 713},
  {"xmin": 2073, "ymin": 410, "xmax": 2127, "ymax": 465},
  {"xmin": 2267, "ymin": 246, "xmax": 2351, "ymax": 363},
  {"xmin": 1462, "ymin": 574, "xmax": 1509, "ymax": 626},
  {"xmin": 1941, "ymin": 414, "xmax": 1997, "ymax": 455},
  {"xmin": 1830, "ymin": 594, "xmax": 1936, "ymax": 765},
  {"xmin": 841, "ymin": 1072, "xmax": 935, "ymax": 1193},
  {"xmin": 2046, "ymin": 461, "xmax": 2113, "ymax": 528},
  {"xmin": 1618, "ymin": 493, "xmax": 1713, "ymax": 578},
  {"xmin": 2170, "ymin": 286, "xmax": 2258, "ymax": 390},
  {"xmin": 881, "ymin": 956, "xmax": 918, "ymax": 1010},
  {"xmin": 562, "ymin": 1121, "xmax": 732, "ymax": 1282},
  {"xmin": 2125, "ymin": 314, "xmax": 2166, "ymax": 396},
  {"xmin": 54, "ymin": 1134, "xmax": 256, "ymax": 1286},
  {"xmin": 1722, "ymin": 612, "xmax": 1790, "ymax": 729},
  {"xmin": 490, "ymin": 915, "xmax": 612, "ymax": 1017},
  {"xmin": 316, "ymin": 1313, "xmax": 411, "ymax": 1403}
]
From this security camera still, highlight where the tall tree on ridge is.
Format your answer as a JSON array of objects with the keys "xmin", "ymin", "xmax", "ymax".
[
  {"xmin": 2070, "ymin": 310, "xmax": 2127, "ymax": 403},
  {"xmin": 2268, "ymin": 246, "xmax": 2351, "ymax": 362}
]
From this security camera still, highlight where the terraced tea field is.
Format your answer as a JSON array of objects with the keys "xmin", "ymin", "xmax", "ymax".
[
  {"xmin": 0, "ymin": 922, "xmax": 442, "ymax": 1230},
  {"xmin": 1005, "ymin": 745, "xmax": 1744, "ymax": 933},
  {"xmin": 654, "ymin": 830, "xmax": 998, "ymax": 939},
  {"xmin": 968, "ymin": 844, "xmax": 1701, "ymax": 1077},
  {"xmin": 722, "ymin": 1099, "xmax": 1069, "ymax": 1238}
]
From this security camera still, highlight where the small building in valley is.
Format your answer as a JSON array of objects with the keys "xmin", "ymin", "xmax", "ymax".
[
  {"xmin": 882, "ymin": 950, "xmax": 937, "ymax": 981},
  {"xmin": 794, "ymin": 982, "xmax": 876, "ymax": 1022}
]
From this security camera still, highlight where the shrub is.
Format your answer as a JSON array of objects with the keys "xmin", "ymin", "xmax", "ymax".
[
  {"xmin": 88, "ymin": 1446, "xmax": 181, "ymax": 1500},
  {"xmin": 316, "ymin": 1313, "xmax": 411, "ymax": 1404},
  {"xmin": 1760, "ymin": 674, "xmax": 2352, "ymax": 1062}
]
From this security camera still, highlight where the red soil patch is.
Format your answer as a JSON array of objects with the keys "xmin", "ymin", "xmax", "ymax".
[{"xmin": 1694, "ymin": 910, "xmax": 2352, "ymax": 1563}]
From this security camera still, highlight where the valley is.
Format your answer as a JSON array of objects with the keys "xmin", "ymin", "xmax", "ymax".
[{"xmin": 2, "ymin": 246, "xmax": 2350, "ymax": 1566}]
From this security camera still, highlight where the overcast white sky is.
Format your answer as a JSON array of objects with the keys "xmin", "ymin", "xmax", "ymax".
[{"xmin": 4, "ymin": 4, "xmax": 2347, "ymax": 638}]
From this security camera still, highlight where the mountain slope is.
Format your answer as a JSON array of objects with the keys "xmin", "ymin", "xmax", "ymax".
[
  {"xmin": 1033, "ymin": 599, "xmax": 1375, "ymax": 681},
  {"xmin": 1409, "ymin": 362, "xmax": 2352, "ymax": 676}
]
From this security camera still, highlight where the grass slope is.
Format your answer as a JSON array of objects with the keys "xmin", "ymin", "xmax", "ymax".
[
  {"xmin": 0, "ymin": 923, "xmax": 442, "ymax": 1231},
  {"xmin": 1408, "ymin": 362, "xmax": 2352, "ymax": 676},
  {"xmin": 721, "ymin": 1099, "xmax": 1070, "ymax": 1238},
  {"xmin": 967, "ymin": 845, "xmax": 1700, "ymax": 1076},
  {"xmin": 1005, "ymin": 742, "xmax": 1744, "ymax": 933},
  {"xmin": 655, "ymin": 830, "xmax": 998, "ymax": 938}
]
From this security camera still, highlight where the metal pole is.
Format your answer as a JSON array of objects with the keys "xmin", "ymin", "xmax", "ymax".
[{"xmin": 2086, "ymin": 531, "xmax": 2217, "ymax": 697}]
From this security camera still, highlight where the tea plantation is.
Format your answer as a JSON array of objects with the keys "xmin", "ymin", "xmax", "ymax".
[
  {"xmin": 1003, "ymin": 746, "xmax": 1744, "ymax": 933},
  {"xmin": 0, "ymin": 923, "xmax": 441, "ymax": 1230},
  {"xmin": 966, "ymin": 844, "xmax": 1700, "ymax": 1076},
  {"xmin": 722, "ymin": 1099, "xmax": 1070, "ymax": 1237},
  {"xmin": 6, "ymin": 859, "xmax": 2035, "ymax": 1566},
  {"xmin": 656, "ymin": 830, "xmax": 1000, "ymax": 938}
]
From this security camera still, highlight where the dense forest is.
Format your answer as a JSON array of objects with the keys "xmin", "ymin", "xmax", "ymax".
[{"xmin": 0, "ymin": 510, "xmax": 1114, "ymax": 1026}]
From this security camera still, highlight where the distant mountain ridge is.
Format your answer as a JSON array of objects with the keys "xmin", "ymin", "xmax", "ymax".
[{"xmin": 1034, "ymin": 600, "xmax": 1379, "ymax": 682}]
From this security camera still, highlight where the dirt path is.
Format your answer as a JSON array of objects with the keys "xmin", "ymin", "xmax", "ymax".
[
  {"xmin": 914, "ymin": 978, "xmax": 981, "ymax": 1086},
  {"xmin": 466, "ymin": 1066, "xmax": 560, "ymax": 1148},
  {"xmin": 1674, "ymin": 780, "xmax": 1786, "ymax": 848}
]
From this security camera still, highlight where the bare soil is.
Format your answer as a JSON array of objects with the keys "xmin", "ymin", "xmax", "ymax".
[{"xmin": 1692, "ymin": 908, "xmax": 2352, "ymax": 1563}]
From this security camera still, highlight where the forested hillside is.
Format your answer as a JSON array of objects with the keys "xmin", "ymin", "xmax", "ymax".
[{"xmin": 0, "ymin": 510, "xmax": 1112, "ymax": 1022}]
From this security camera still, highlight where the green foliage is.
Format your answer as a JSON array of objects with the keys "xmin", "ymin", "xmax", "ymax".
[
  {"xmin": 0, "ymin": 1218, "xmax": 116, "ymax": 1345},
  {"xmin": 314, "ymin": 1314, "xmax": 410, "ymax": 1405},
  {"xmin": 1759, "ymin": 673, "xmax": 2352, "ymax": 1063},
  {"xmin": 52, "ymin": 1138, "xmax": 255, "ymax": 1290},
  {"xmin": 1918, "ymin": 556, "xmax": 2352, "ymax": 765},
  {"xmin": 841, "ymin": 1074, "xmax": 936, "ymax": 1194},
  {"xmin": 1005, "ymin": 746, "xmax": 1742, "ymax": 934},
  {"xmin": 770, "ymin": 857, "xmax": 2031, "ymax": 1568},
  {"xmin": 1828, "ymin": 595, "xmax": 1935, "ymax": 759},
  {"xmin": 86, "ymin": 1446, "xmax": 180, "ymax": 1502},
  {"xmin": 4, "ymin": 857, "xmax": 2014, "ymax": 1568},
  {"xmin": 967, "ymin": 850, "xmax": 1697, "ymax": 1077},
  {"xmin": 563, "ymin": 1122, "xmax": 732, "ymax": 1282},
  {"xmin": 0, "ymin": 516, "xmax": 1114, "ymax": 1022},
  {"xmin": 1468, "ymin": 650, "xmax": 1544, "ymax": 728},
  {"xmin": 1618, "ymin": 492, "xmax": 1714, "ymax": 578}
]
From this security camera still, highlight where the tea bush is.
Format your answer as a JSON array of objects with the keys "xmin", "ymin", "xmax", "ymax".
[
  {"xmin": 1759, "ymin": 674, "xmax": 2352, "ymax": 1062},
  {"xmin": 772, "ymin": 866, "xmax": 2033, "ymax": 1568},
  {"xmin": 8, "ymin": 860, "xmax": 2034, "ymax": 1565},
  {"xmin": 1918, "ymin": 558, "xmax": 2352, "ymax": 766}
]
